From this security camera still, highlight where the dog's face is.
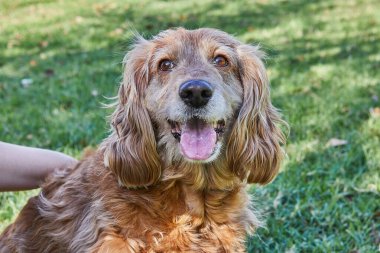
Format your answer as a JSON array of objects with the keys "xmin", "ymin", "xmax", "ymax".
[
  {"xmin": 103, "ymin": 28, "xmax": 285, "ymax": 188},
  {"xmin": 144, "ymin": 29, "xmax": 243, "ymax": 163}
]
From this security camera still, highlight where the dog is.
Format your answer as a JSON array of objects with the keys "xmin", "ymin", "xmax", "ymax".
[{"xmin": 0, "ymin": 28, "xmax": 286, "ymax": 253}]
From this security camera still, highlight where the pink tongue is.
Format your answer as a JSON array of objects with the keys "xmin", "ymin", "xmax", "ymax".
[{"xmin": 180, "ymin": 121, "xmax": 216, "ymax": 160}]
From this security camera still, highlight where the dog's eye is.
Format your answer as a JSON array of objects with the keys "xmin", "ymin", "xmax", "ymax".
[
  {"xmin": 159, "ymin": 59, "xmax": 175, "ymax": 71},
  {"xmin": 212, "ymin": 55, "xmax": 228, "ymax": 67}
]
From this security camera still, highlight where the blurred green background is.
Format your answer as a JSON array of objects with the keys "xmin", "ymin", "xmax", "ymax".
[{"xmin": 0, "ymin": 0, "xmax": 379, "ymax": 252}]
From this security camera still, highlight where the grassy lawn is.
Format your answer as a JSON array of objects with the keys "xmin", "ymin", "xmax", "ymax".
[{"xmin": 1, "ymin": 0, "xmax": 379, "ymax": 252}]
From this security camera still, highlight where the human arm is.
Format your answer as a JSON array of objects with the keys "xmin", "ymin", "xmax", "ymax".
[{"xmin": 0, "ymin": 141, "xmax": 77, "ymax": 191}]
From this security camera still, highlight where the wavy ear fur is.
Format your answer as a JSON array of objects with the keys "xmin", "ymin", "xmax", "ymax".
[
  {"xmin": 102, "ymin": 38, "xmax": 161, "ymax": 188},
  {"xmin": 227, "ymin": 44, "xmax": 286, "ymax": 185}
]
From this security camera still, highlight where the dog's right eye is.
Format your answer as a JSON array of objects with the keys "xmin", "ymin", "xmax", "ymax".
[
  {"xmin": 212, "ymin": 55, "xmax": 229, "ymax": 67},
  {"xmin": 159, "ymin": 60, "xmax": 175, "ymax": 71}
]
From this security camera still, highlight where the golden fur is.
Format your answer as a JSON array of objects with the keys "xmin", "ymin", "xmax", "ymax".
[{"xmin": 0, "ymin": 28, "xmax": 286, "ymax": 253}]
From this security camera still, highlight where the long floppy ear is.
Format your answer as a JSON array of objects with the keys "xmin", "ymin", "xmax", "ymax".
[
  {"xmin": 227, "ymin": 44, "xmax": 286, "ymax": 185},
  {"xmin": 102, "ymin": 38, "xmax": 161, "ymax": 188}
]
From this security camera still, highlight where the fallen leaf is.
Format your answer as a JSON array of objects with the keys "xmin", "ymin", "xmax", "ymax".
[
  {"xmin": 340, "ymin": 107, "xmax": 350, "ymax": 113},
  {"xmin": 14, "ymin": 33, "xmax": 22, "ymax": 40},
  {"xmin": 29, "ymin": 60, "xmax": 37, "ymax": 66},
  {"xmin": 285, "ymin": 245, "xmax": 296, "ymax": 253},
  {"xmin": 109, "ymin": 28, "xmax": 123, "ymax": 37},
  {"xmin": 179, "ymin": 14, "xmax": 188, "ymax": 22},
  {"xmin": 75, "ymin": 16, "xmax": 84, "ymax": 23},
  {"xmin": 91, "ymin": 89, "xmax": 99, "ymax": 96},
  {"xmin": 39, "ymin": 40, "xmax": 49, "ymax": 48},
  {"xmin": 273, "ymin": 191, "xmax": 283, "ymax": 209},
  {"xmin": 52, "ymin": 108, "xmax": 59, "ymax": 115},
  {"xmin": 20, "ymin": 78, "xmax": 33, "ymax": 88},
  {"xmin": 326, "ymin": 138, "xmax": 348, "ymax": 147},
  {"xmin": 40, "ymin": 53, "xmax": 47, "ymax": 60},
  {"xmin": 296, "ymin": 55, "xmax": 305, "ymax": 62},
  {"xmin": 370, "ymin": 107, "xmax": 380, "ymax": 118}
]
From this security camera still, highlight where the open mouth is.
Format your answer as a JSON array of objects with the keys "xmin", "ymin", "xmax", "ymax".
[{"xmin": 168, "ymin": 118, "xmax": 225, "ymax": 161}]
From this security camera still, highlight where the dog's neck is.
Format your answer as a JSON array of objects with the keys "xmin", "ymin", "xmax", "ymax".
[
  {"xmin": 156, "ymin": 159, "xmax": 253, "ymax": 227},
  {"xmin": 180, "ymin": 182, "xmax": 247, "ymax": 223}
]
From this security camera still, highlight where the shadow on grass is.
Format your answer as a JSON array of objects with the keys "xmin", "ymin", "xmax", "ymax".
[
  {"xmin": 247, "ymin": 140, "xmax": 379, "ymax": 251},
  {"xmin": 0, "ymin": 47, "xmax": 120, "ymax": 148}
]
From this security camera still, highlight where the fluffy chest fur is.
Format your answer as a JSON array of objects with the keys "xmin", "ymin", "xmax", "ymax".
[
  {"xmin": 94, "ymin": 182, "xmax": 256, "ymax": 253},
  {"xmin": 1, "ymin": 153, "xmax": 258, "ymax": 253}
]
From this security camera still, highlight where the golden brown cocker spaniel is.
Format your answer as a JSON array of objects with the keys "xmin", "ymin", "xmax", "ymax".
[{"xmin": 0, "ymin": 28, "xmax": 286, "ymax": 253}]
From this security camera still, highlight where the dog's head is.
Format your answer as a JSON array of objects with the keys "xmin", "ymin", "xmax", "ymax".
[{"xmin": 103, "ymin": 28, "xmax": 285, "ymax": 188}]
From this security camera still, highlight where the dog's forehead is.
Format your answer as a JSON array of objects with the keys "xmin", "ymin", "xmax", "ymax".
[{"xmin": 151, "ymin": 28, "xmax": 240, "ymax": 55}]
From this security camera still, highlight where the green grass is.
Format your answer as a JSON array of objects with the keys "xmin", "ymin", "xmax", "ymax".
[{"xmin": 1, "ymin": 0, "xmax": 379, "ymax": 252}]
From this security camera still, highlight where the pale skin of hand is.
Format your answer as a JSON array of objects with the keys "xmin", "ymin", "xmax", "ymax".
[{"xmin": 0, "ymin": 141, "xmax": 77, "ymax": 191}]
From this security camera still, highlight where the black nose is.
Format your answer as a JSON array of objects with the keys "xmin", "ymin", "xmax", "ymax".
[{"xmin": 179, "ymin": 80, "xmax": 213, "ymax": 108}]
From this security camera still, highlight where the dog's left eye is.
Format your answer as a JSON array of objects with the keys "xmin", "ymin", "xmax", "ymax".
[
  {"xmin": 159, "ymin": 59, "xmax": 176, "ymax": 71},
  {"xmin": 212, "ymin": 55, "xmax": 228, "ymax": 67}
]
